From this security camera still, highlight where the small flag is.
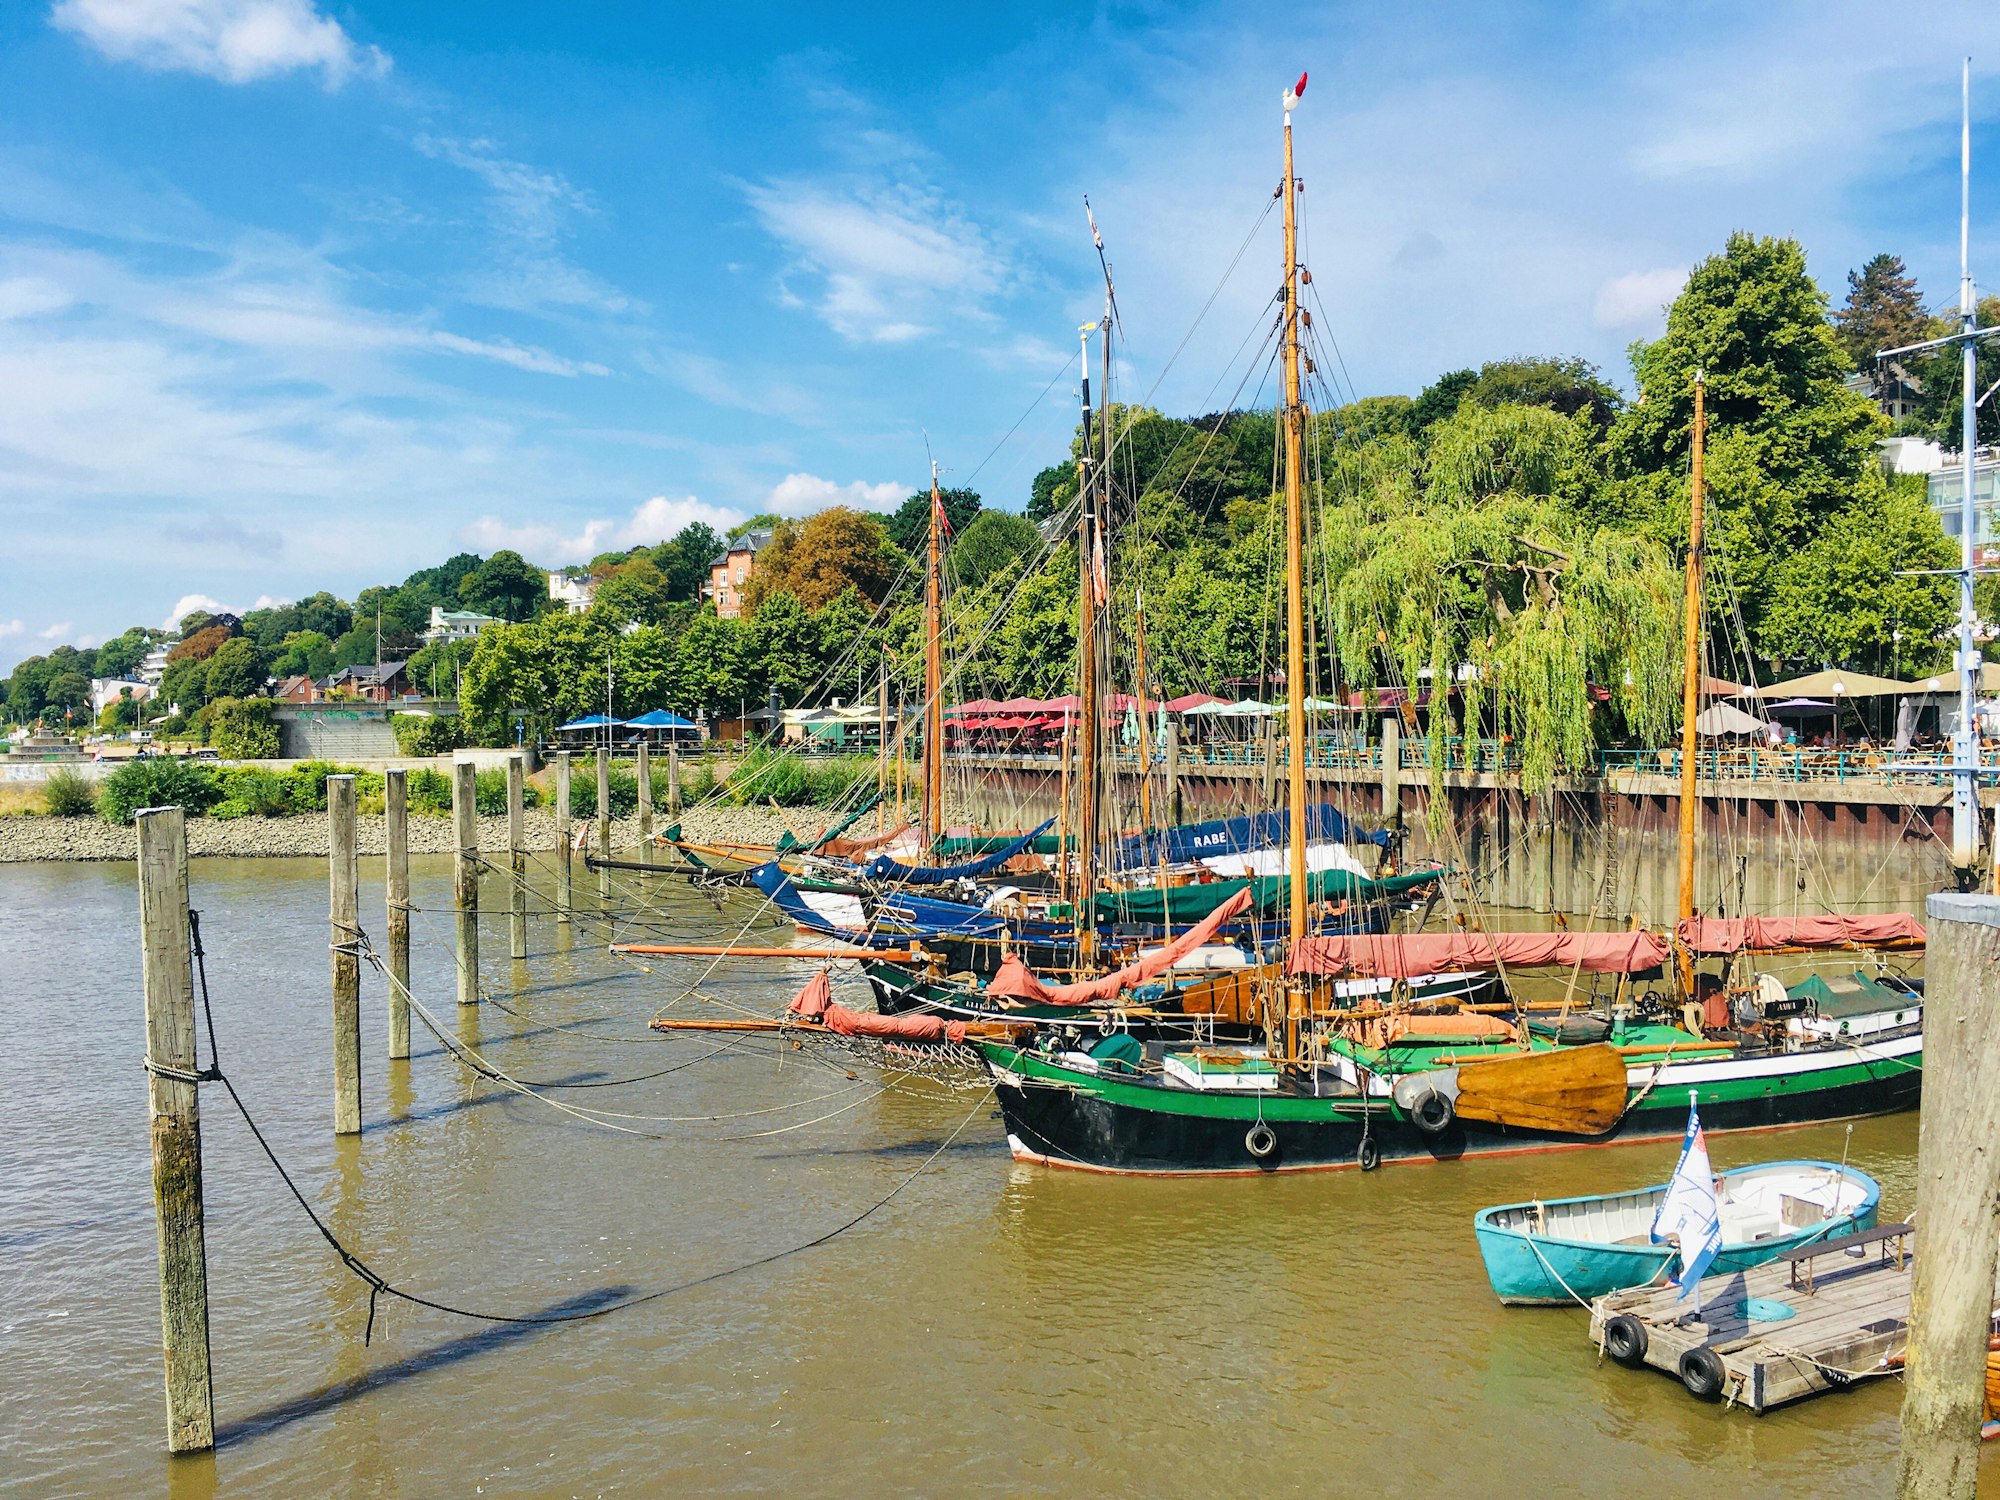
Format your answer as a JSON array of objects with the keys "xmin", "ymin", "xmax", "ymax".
[
  {"xmin": 931, "ymin": 488, "xmax": 954, "ymax": 541},
  {"xmin": 1651, "ymin": 1096, "xmax": 1723, "ymax": 1301},
  {"xmin": 1091, "ymin": 530, "xmax": 1109, "ymax": 607},
  {"xmin": 1283, "ymin": 72, "xmax": 1308, "ymax": 112},
  {"xmin": 1084, "ymin": 195, "xmax": 1103, "ymax": 251}
]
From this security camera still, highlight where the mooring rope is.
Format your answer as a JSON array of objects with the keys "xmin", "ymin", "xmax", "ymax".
[{"xmin": 177, "ymin": 906, "xmax": 996, "ymax": 1346}]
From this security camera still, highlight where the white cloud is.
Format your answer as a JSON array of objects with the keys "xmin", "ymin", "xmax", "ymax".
[
  {"xmin": 0, "ymin": 620, "xmax": 25, "ymax": 639},
  {"xmin": 37, "ymin": 621, "xmax": 74, "ymax": 640},
  {"xmin": 745, "ymin": 179, "xmax": 1003, "ymax": 342},
  {"xmin": 431, "ymin": 332, "xmax": 608, "ymax": 378},
  {"xmin": 1594, "ymin": 267, "xmax": 1687, "ymax": 330},
  {"xmin": 160, "ymin": 593, "xmax": 233, "ymax": 629},
  {"xmin": 459, "ymin": 495, "xmax": 749, "ymax": 567},
  {"xmin": 0, "ymin": 276, "xmax": 73, "ymax": 319},
  {"xmin": 763, "ymin": 472, "xmax": 905, "ymax": 515},
  {"xmin": 52, "ymin": 0, "xmax": 390, "ymax": 88}
]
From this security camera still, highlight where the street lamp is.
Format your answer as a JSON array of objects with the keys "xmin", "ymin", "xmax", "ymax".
[{"xmin": 1834, "ymin": 677, "xmax": 1846, "ymax": 753}]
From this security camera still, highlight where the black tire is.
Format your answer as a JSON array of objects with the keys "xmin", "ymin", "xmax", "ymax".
[
  {"xmin": 1602, "ymin": 1314, "xmax": 1648, "ymax": 1368},
  {"xmin": 1245, "ymin": 1122, "xmax": 1279, "ymax": 1162},
  {"xmin": 1679, "ymin": 1346, "xmax": 1726, "ymax": 1402},
  {"xmin": 1356, "ymin": 1134, "xmax": 1381, "ymax": 1172},
  {"xmin": 1409, "ymin": 1089, "xmax": 1454, "ymax": 1137}
]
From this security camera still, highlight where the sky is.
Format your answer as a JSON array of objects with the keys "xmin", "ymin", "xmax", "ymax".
[{"xmin": 5, "ymin": 0, "xmax": 2000, "ymax": 671}]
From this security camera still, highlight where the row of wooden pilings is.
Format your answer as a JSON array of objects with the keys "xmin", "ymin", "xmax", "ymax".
[{"xmin": 136, "ymin": 746, "xmax": 670, "ymax": 1455}]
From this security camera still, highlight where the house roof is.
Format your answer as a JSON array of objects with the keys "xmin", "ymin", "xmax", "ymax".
[
  {"xmin": 708, "ymin": 528, "xmax": 773, "ymax": 567},
  {"xmin": 324, "ymin": 660, "xmax": 408, "ymax": 685}
]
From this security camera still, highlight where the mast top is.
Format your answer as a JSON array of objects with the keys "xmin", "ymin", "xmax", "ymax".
[{"xmin": 1283, "ymin": 71, "xmax": 1308, "ymax": 114}]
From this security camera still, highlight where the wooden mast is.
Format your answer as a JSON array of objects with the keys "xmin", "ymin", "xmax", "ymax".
[
  {"xmin": 1075, "ymin": 320, "xmax": 1103, "ymax": 964},
  {"xmin": 1281, "ymin": 82, "xmax": 1310, "ymax": 954},
  {"xmin": 923, "ymin": 460, "xmax": 945, "ymax": 848},
  {"xmin": 1676, "ymin": 371, "xmax": 1706, "ymax": 997}
]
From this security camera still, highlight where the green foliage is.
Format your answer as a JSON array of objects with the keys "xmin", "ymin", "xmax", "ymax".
[
  {"xmin": 209, "ymin": 798, "xmax": 251, "ymax": 820},
  {"xmin": 1833, "ymin": 253, "xmax": 1937, "ymax": 371},
  {"xmin": 567, "ymin": 766, "xmax": 637, "ymax": 819},
  {"xmin": 592, "ymin": 556, "xmax": 674, "ymax": 623},
  {"xmin": 724, "ymin": 749, "xmax": 811, "ymax": 806},
  {"xmin": 270, "ymin": 629, "xmax": 335, "ymax": 681},
  {"xmin": 407, "ymin": 768, "xmax": 453, "ymax": 814},
  {"xmin": 949, "ymin": 510, "xmax": 1040, "ymax": 589},
  {"xmin": 459, "ymin": 549, "xmax": 545, "ymax": 622},
  {"xmin": 201, "ymin": 697, "xmax": 280, "ymax": 758},
  {"xmin": 1408, "ymin": 368, "xmax": 1478, "ymax": 431},
  {"xmin": 99, "ymin": 759, "xmax": 222, "ymax": 824},
  {"xmin": 42, "ymin": 768, "xmax": 98, "ymax": 817},
  {"xmin": 470, "ymin": 768, "xmax": 542, "ymax": 814},
  {"xmin": 217, "ymin": 768, "xmax": 293, "ymax": 816},
  {"xmin": 391, "ymin": 712, "xmax": 466, "ymax": 756},
  {"xmin": 886, "ymin": 486, "xmax": 982, "ymax": 555}
]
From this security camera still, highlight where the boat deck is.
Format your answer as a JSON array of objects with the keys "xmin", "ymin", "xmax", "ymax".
[{"xmin": 1587, "ymin": 1223, "xmax": 1926, "ymax": 1412}]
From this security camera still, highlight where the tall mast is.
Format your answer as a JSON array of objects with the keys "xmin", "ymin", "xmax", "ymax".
[
  {"xmin": 1956, "ymin": 57, "xmax": 1982, "ymax": 874},
  {"xmin": 1281, "ymin": 74, "xmax": 1310, "ymax": 950},
  {"xmin": 1075, "ymin": 320, "xmax": 1103, "ymax": 964},
  {"xmin": 923, "ymin": 460, "xmax": 945, "ymax": 847},
  {"xmin": 1134, "ymin": 586, "xmax": 1152, "ymax": 832},
  {"xmin": 1676, "ymin": 370, "xmax": 1706, "ymax": 995}
]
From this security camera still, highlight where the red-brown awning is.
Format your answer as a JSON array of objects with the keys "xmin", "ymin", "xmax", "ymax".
[
  {"xmin": 1677, "ymin": 915, "xmax": 1925, "ymax": 954},
  {"xmin": 1287, "ymin": 929, "xmax": 1671, "ymax": 978}
]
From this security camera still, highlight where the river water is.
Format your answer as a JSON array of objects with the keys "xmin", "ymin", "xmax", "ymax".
[{"xmin": 1, "ymin": 855, "xmax": 1987, "ymax": 1498}]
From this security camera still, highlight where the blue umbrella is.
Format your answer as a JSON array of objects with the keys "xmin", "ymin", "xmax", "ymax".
[{"xmin": 625, "ymin": 709, "xmax": 698, "ymax": 730}]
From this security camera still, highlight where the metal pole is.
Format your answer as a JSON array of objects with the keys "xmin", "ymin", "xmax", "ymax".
[
  {"xmin": 507, "ymin": 752, "xmax": 527, "ymax": 960},
  {"xmin": 1896, "ymin": 891, "xmax": 2000, "ymax": 1498},
  {"xmin": 1677, "ymin": 372, "xmax": 1707, "ymax": 993},
  {"xmin": 136, "ymin": 806, "xmax": 213, "ymax": 1454},
  {"xmin": 328, "ymin": 774, "xmax": 360, "ymax": 1135},
  {"xmin": 596, "ymin": 746, "xmax": 612, "ymax": 901},
  {"xmin": 384, "ymin": 767, "xmax": 410, "ymax": 1061},
  {"xmin": 1954, "ymin": 58, "xmax": 1982, "ymax": 874},
  {"xmin": 554, "ymin": 752, "xmax": 573, "ymax": 925},
  {"xmin": 452, "ymin": 759, "xmax": 478, "ymax": 1006}
]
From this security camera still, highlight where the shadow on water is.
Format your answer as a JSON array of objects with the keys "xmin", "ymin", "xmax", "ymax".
[
  {"xmin": 755, "ymin": 1136, "xmax": 1007, "ymax": 1164},
  {"xmin": 363, "ymin": 1072, "xmax": 607, "ymax": 1134},
  {"xmin": 211, "ymin": 1286, "xmax": 636, "ymax": 1450},
  {"xmin": 408, "ymin": 1021, "xmax": 615, "ymax": 1057}
]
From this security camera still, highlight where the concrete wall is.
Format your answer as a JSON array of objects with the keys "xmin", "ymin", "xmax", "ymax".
[{"xmin": 275, "ymin": 707, "xmax": 399, "ymax": 760}]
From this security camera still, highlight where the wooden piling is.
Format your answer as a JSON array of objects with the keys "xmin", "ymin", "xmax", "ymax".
[
  {"xmin": 384, "ymin": 768, "xmax": 410, "ymax": 1061},
  {"xmin": 453, "ymin": 759, "xmax": 478, "ymax": 1006},
  {"xmin": 507, "ymin": 752, "xmax": 527, "ymax": 960},
  {"xmin": 1164, "ymin": 721, "xmax": 1183, "ymax": 827},
  {"xmin": 136, "ymin": 806, "xmax": 214, "ymax": 1454},
  {"xmin": 635, "ymin": 739, "xmax": 653, "ymax": 873},
  {"xmin": 666, "ymin": 744, "xmax": 682, "ymax": 815},
  {"xmin": 328, "ymin": 775, "xmax": 361, "ymax": 1135},
  {"xmin": 1896, "ymin": 892, "xmax": 2000, "ymax": 1500},
  {"xmin": 555, "ymin": 752, "xmax": 573, "ymax": 926},
  {"xmin": 596, "ymin": 746, "xmax": 612, "ymax": 901},
  {"xmin": 1379, "ymin": 715, "xmax": 1401, "ymax": 835}
]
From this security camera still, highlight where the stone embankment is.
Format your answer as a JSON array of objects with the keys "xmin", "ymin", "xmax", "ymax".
[{"xmin": 0, "ymin": 806, "xmax": 830, "ymax": 863}]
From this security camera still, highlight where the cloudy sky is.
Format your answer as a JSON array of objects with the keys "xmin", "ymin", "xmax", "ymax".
[{"xmin": 4, "ymin": 0, "xmax": 2000, "ymax": 669}]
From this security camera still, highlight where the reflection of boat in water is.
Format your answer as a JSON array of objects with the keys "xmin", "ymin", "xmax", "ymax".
[{"xmin": 1473, "ymin": 1160, "xmax": 1880, "ymax": 1305}]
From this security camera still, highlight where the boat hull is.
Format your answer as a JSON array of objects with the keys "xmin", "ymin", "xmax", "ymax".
[{"xmin": 979, "ymin": 1030, "xmax": 1922, "ymax": 1176}]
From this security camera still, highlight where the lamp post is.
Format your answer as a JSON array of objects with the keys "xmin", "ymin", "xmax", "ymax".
[{"xmin": 1834, "ymin": 678, "xmax": 1846, "ymax": 755}]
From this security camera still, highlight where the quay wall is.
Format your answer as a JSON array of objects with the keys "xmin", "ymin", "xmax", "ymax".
[{"xmin": 943, "ymin": 753, "xmax": 1958, "ymax": 924}]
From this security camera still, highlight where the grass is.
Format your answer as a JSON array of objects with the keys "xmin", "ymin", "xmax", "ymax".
[{"xmin": 0, "ymin": 785, "xmax": 44, "ymax": 817}]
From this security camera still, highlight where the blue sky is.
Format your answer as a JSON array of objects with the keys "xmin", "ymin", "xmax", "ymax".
[{"xmin": 4, "ymin": 0, "xmax": 2000, "ymax": 671}]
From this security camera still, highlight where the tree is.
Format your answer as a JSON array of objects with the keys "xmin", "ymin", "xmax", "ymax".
[
  {"xmin": 168, "ymin": 624, "xmax": 231, "ymax": 664},
  {"xmin": 271, "ymin": 630, "xmax": 335, "ymax": 681},
  {"xmin": 1408, "ymin": 368, "xmax": 1478, "ymax": 431},
  {"xmin": 886, "ymin": 486, "xmax": 981, "ymax": 556},
  {"xmin": 950, "ymin": 510, "xmax": 1040, "ymax": 589},
  {"xmin": 647, "ymin": 522, "xmax": 724, "ymax": 601},
  {"xmin": 1833, "ymin": 254, "xmax": 1937, "ymax": 371},
  {"xmin": 1027, "ymin": 462, "xmax": 1075, "ymax": 525},
  {"xmin": 202, "ymin": 637, "xmax": 269, "ymax": 700},
  {"xmin": 744, "ymin": 508, "xmax": 902, "ymax": 612},
  {"xmin": 93, "ymin": 628, "xmax": 157, "ymax": 681},
  {"xmin": 593, "ymin": 556, "xmax": 674, "ymax": 623},
  {"xmin": 201, "ymin": 697, "xmax": 280, "ymax": 758},
  {"xmin": 44, "ymin": 670, "xmax": 90, "ymax": 717},
  {"xmin": 159, "ymin": 657, "xmax": 211, "ymax": 715},
  {"xmin": 459, "ymin": 550, "xmax": 545, "ymax": 621},
  {"xmin": 1465, "ymin": 356, "xmax": 1622, "ymax": 432}
]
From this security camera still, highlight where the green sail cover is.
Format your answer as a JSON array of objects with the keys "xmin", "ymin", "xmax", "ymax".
[
  {"xmin": 1085, "ymin": 868, "xmax": 1442, "ymax": 925},
  {"xmin": 775, "ymin": 792, "xmax": 881, "ymax": 854},
  {"xmin": 932, "ymin": 831, "xmax": 1069, "ymax": 857}
]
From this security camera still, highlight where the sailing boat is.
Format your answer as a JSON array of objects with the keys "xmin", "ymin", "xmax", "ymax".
[{"xmin": 968, "ymin": 76, "xmax": 1926, "ymax": 1174}]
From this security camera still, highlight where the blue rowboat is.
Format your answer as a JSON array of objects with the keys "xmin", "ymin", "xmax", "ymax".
[{"xmin": 1474, "ymin": 1161, "xmax": 1880, "ymax": 1306}]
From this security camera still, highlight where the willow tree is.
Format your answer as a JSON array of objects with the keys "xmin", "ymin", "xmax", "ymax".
[{"xmin": 1320, "ymin": 403, "xmax": 1681, "ymax": 818}]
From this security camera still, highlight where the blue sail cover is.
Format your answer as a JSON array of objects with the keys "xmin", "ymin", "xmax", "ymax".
[
  {"xmin": 747, "ymin": 862, "xmax": 1009, "ymax": 941},
  {"xmin": 1114, "ymin": 803, "xmax": 1387, "ymax": 870},
  {"xmin": 861, "ymin": 818, "xmax": 1056, "ymax": 885}
]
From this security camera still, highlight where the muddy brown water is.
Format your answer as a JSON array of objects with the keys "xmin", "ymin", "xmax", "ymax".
[{"xmin": 1, "ymin": 857, "xmax": 1988, "ymax": 1497}]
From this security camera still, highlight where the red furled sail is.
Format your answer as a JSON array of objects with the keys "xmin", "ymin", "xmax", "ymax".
[
  {"xmin": 788, "ymin": 970, "xmax": 967, "ymax": 1043},
  {"xmin": 1287, "ymin": 929, "xmax": 1671, "ymax": 979},
  {"xmin": 986, "ymin": 888, "xmax": 1256, "ymax": 1005},
  {"xmin": 1677, "ymin": 915, "xmax": 1925, "ymax": 954}
]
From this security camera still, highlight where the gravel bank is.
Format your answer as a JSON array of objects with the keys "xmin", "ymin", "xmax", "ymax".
[{"xmin": 0, "ymin": 805, "xmax": 830, "ymax": 863}]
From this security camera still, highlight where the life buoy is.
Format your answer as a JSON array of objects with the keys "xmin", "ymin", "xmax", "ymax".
[
  {"xmin": 1245, "ymin": 1122, "xmax": 1279, "ymax": 1161},
  {"xmin": 1603, "ymin": 1314, "xmax": 1648, "ymax": 1368},
  {"xmin": 1356, "ymin": 1134, "xmax": 1381, "ymax": 1172},
  {"xmin": 1408, "ymin": 1089, "xmax": 1455, "ymax": 1137},
  {"xmin": 1679, "ymin": 1346, "xmax": 1726, "ymax": 1402}
]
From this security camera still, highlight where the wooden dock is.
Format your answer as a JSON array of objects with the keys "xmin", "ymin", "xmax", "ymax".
[{"xmin": 1589, "ymin": 1223, "xmax": 1920, "ymax": 1412}]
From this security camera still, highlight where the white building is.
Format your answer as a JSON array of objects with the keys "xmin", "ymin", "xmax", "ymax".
[
  {"xmin": 137, "ymin": 641, "xmax": 175, "ymax": 686},
  {"xmin": 425, "ymin": 606, "xmax": 503, "ymax": 643},
  {"xmin": 1924, "ymin": 448, "xmax": 2000, "ymax": 547},
  {"xmin": 90, "ymin": 677, "xmax": 154, "ymax": 716},
  {"xmin": 549, "ymin": 571, "xmax": 596, "ymax": 613}
]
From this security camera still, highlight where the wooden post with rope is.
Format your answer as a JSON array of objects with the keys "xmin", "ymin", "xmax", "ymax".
[
  {"xmin": 595, "ymin": 746, "xmax": 612, "ymax": 901},
  {"xmin": 328, "ymin": 774, "xmax": 361, "ymax": 1135},
  {"xmin": 555, "ymin": 752, "xmax": 573, "ymax": 925},
  {"xmin": 666, "ymin": 742, "xmax": 682, "ymax": 816},
  {"xmin": 1164, "ymin": 719, "xmax": 1183, "ymax": 828},
  {"xmin": 136, "ymin": 805, "xmax": 214, "ymax": 1453},
  {"xmin": 635, "ymin": 738, "xmax": 653, "ymax": 874},
  {"xmin": 384, "ymin": 767, "xmax": 410, "ymax": 1060},
  {"xmin": 453, "ymin": 759, "xmax": 478, "ymax": 1006},
  {"xmin": 1896, "ymin": 891, "xmax": 2000, "ymax": 1500},
  {"xmin": 507, "ymin": 752, "xmax": 527, "ymax": 960}
]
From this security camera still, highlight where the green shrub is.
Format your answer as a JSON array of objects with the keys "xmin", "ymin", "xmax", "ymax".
[
  {"xmin": 42, "ymin": 768, "xmax": 98, "ymax": 818},
  {"xmin": 407, "ymin": 768, "xmax": 452, "ymax": 814},
  {"xmin": 806, "ymin": 757, "xmax": 874, "ymax": 807},
  {"xmin": 98, "ymin": 759, "xmax": 222, "ymax": 824},
  {"xmin": 391, "ymin": 713, "xmax": 466, "ymax": 756},
  {"xmin": 209, "ymin": 798, "xmax": 251, "ymax": 820},
  {"xmin": 725, "ymin": 750, "xmax": 811, "ymax": 807},
  {"xmin": 201, "ymin": 697, "xmax": 280, "ymax": 759},
  {"xmin": 682, "ymin": 759, "xmax": 718, "ymax": 803},
  {"xmin": 283, "ymin": 761, "xmax": 344, "ymax": 811},
  {"xmin": 470, "ymin": 767, "xmax": 543, "ymax": 814},
  {"xmin": 568, "ymin": 766, "xmax": 637, "ymax": 820},
  {"xmin": 218, "ymin": 768, "xmax": 292, "ymax": 816}
]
